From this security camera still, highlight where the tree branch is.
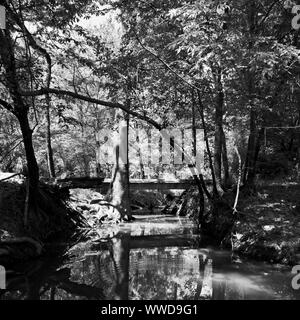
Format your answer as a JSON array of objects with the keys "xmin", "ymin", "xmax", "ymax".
[
  {"xmin": 0, "ymin": 97, "xmax": 14, "ymax": 113},
  {"xmin": 136, "ymin": 35, "xmax": 203, "ymax": 93},
  {"xmin": 19, "ymin": 88, "xmax": 162, "ymax": 130},
  {"xmin": 257, "ymin": 0, "xmax": 280, "ymax": 28}
]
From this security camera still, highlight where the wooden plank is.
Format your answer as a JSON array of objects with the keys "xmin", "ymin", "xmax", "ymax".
[
  {"xmin": 48, "ymin": 177, "xmax": 211, "ymax": 191},
  {"xmin": 199, "ymin": 259, "xmax": 213, "ymax": 299},
  {"xmin": 100, "ymin": 179, "xmax": 198, "ymax": 192}
]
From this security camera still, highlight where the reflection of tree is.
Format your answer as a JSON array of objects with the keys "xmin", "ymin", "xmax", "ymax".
[
  {"xmin": 2, "ymin": 235, "xmax": 299, "ymax": 300},
  {"xmin": 1, "ymin": 260, "xmax": 106, "ymax": 300},
  {"xmin": 1, "ymin": 237, "xmax": 205, "ymax": 301},
  {"xmin": 110, "ymin": 235, "xmax": 130, "ymax": 300},
  {"xmin": 129, "ymin": 248, "xmax": 202, "ymax": 300},
  {"xmin": 0, "ymin": 243, "xmax": 109, "ymax": 300}
]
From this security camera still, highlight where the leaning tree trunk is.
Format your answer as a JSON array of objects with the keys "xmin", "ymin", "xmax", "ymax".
[
  {"xmin": 16, "ymin": 111, "xmax": 40, "ymax": 229},
  {"xmin": 17, "ymin": 112, "xmax": 40, "ymax": 190},
  {"xmin": 196, "ymin": 90, "xmax": 219, "ymax": 198},
  {"xmin": 45, "ymin": 94, "xmax": 56, "ymax": 178}
]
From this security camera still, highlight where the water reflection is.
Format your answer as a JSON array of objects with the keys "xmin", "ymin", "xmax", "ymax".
[
  {"xmin": 0, "ymin": 216, "xmax": 299, "ymax": 300},
  {"xmin": 129, "ymin": 248, "xmax": 203, "ymax": 300}
]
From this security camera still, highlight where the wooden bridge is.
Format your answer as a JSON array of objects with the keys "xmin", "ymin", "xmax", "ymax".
[
  {"xmin": 53, "ymin": 177, "xmax": 199, "ymax": 192},
  {"xmin": 101, "ymin": 178, "xmax": 198, "ymax": 191}
]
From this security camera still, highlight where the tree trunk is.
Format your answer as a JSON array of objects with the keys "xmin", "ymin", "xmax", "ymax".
[
  {"xmin": 243, "ymin": 1, "xmax": 258, "ymax": 189},
  {"xmin": 221, "ymin": 129, "xmax": 230, "ymax": 187},
  {"xmin": 214, "ymin": 67, "xmax": 225, "ymax": 192},
  {"xmin": 192, "ymin": 96, "xmax": 197, "ymax": 159},
  {"xmin": 243, "ymin": 107, "xmax": 257, "ymax": 188},
  {"xmin": 17, "ymin": 111, "xmax": 40, "ymax": 229},
  {"xmin": 46, "ymin": 95, "xmax": 56, "ymax": 178},
  {"xmin": 111, "ymin": 112, "xmax": 132, "ymax": 220},
  {"xmin": 17, "ymin": 113, "xmax": 39, "ymax": 189},
  {"xmin": 0, "ymin": 27, "xmax": 39, "ymax": 187},
  {"xmin": 135, "ymin": 124, "xmax": 146, "ymax": 179},
  {"xmin": 196, "ymin": 90, "xmax": 219, "ymax": 198},
  {"xmin": 0, "ymin": 22, "xmax": 40, "ymax": 230},
  {"xmin": 191, "ymin": 92, "xmax": 205, "ymax": 224}
]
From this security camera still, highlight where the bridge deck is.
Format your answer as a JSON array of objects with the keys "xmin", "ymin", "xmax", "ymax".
[
  {"xmin": 52, "ymin": 177, "xmax": 203, "ymax": 191},
  {"xmin": 101, "ymin": 179, "xmax": 197, "ymax": 191}
]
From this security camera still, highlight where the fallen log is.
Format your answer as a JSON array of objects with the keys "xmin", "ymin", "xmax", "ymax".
[{"xmin": 52, "ymin": 177, "xmax": 105, "ymax": 190}]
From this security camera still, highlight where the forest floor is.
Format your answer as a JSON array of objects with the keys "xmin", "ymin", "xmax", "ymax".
[{"xmin": 233, "ymin": 181, "xmax": 300, "ymax": 265}]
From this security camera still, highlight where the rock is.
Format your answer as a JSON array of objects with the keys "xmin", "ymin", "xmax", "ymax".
[{"xmin": 263, "ymin": 225, "xmax": 275, "ymax": 232}]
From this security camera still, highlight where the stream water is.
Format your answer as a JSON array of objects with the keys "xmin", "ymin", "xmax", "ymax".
[{"xmin": 1, "ymin": 215, "xmax": 300, "ymax": 300}]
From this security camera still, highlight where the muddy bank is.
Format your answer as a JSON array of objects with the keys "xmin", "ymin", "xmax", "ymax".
[
  {"xmin": 70, "ymin": 183, "xmax": 300, "ymax": 266},
  {"xmin": 151, "ymin": 181, "xmax": 300, "ymax": 266},
  {"xmin": 0, "ymin": 176, "xmax": 86, "ymax": 266}
]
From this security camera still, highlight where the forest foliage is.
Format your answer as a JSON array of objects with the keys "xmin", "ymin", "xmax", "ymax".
[{"xmin": 0, "ymin": 0, "xmax": 299, "ymax": 197}]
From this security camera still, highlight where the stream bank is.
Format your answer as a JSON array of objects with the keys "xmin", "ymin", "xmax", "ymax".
[
  {"xmin": 66, "ymin": 181, "xmax": 300, "ymax": 266},
  {"xmin": 1, "ymin": 214, "xmax": 299, "ymax": 300},
  {"xmin": 1, "ymin": 175, "xmax": 300, "ymax": 267},
  {"xmin": 0, "ymin": 174, "xmax": 86, "ymax": 266},
  {"xmin": 231, "ymin": 182, "xmax": 300, "ymax": 265}
]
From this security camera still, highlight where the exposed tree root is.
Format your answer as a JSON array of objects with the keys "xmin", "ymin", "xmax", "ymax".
[{"xmin": 0, "ymin": 180, "xmax": 88, "ymax": 265}]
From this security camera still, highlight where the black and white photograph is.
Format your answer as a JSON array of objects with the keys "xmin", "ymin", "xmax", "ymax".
[{"xmin": 0, "ymin": 0, "xmax": 300, "ymax": 306}]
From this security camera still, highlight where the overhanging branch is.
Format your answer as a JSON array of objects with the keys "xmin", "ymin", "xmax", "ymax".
[{"xmin": 20, "ymin": 88, "xmax": 162, "ymax": 130}]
